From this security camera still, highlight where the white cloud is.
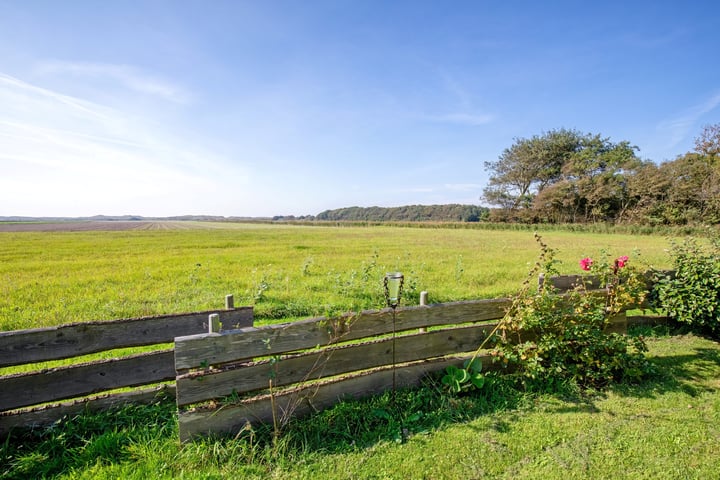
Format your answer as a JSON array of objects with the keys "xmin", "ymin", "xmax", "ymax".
[
  {"xmin": 34, "ymin": 60, "xmax": 191, "ymax": 104},
  {"xmin": 657, "ymin": 91, "xmax": 720, "ymax": 150},
  {"xmin": 0, "ymin": 72, "xmax": 247, "ymax": 216}
]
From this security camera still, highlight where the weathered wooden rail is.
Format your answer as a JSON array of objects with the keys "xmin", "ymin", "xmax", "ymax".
[
  {"xmin": 174, "ymin": 274, "xmax": 669, "ymax": 442},
  {"xmin": 0, "ymin": 301, "xmax": 253, "ymax": 437},
  {"xmin": 0, "ymin": 272, "xmax": 671, "ymax": 441}
]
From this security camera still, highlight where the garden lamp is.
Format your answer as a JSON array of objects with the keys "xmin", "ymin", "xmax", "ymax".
[
  {"xmin": 383, "ymin": 272, "xmax": 404, "ymax": 404},
  {"xmin": 384, "ymin": 272, "xmax": 404, "ymax": 309}
]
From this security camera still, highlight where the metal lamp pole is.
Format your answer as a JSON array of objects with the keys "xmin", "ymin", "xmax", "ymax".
[{"xmin": 383, "ymin": 272, "xmax": 404, "ymax": 403}]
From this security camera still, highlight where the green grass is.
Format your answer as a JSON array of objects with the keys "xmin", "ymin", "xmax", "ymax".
[
  {"xmin": 0, "ymin": 222, "xmax": 675, "ymax": 331},
  {"xmin": 2, "ymin": 331, "xmax": 718, "ymax": 479},
  {"xmin": 2, "ymin": 223, "xmax": 715, "ymax": 479}
]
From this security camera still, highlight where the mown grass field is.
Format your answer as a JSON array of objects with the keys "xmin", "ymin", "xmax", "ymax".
[{"xmin": 3, "ymin": 222, "xmax": 718, "ymax": 479}]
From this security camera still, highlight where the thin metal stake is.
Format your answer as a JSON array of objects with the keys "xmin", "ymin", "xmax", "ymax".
[{"xmin": 392, "ymin": 305, "xmax": 397, "ymax": 405}]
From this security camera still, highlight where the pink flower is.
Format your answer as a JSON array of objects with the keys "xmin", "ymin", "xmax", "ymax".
[
  {"xmin": 616, "ymin": 255, "xmax": 629, "ymax": 268},
  {"xmin": 580, "ymin": 257, "xmax": 593, "ymax": 271}
]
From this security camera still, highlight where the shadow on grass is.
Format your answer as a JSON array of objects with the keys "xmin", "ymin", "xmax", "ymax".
[
  {"xmin": 612, "ymin": 345, "xmax": 720, "ymax": 399},
  {"xmin": 267, "ymin": 373, "xmax": 531, "ymax": 455},
  {"xmin": 0, "ymin": 375, "xmax": 528, "ymax": 479},
  {"xmin": 3, "ymin": 336, "xmax": 719, "ymax": 479},
  {"xmin": 0, "ymin": 393, "xmax": 177, "ymax": 480}
]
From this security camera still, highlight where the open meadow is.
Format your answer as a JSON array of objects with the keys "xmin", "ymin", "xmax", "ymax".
[
  {"xmin": 0, "ymin": 221, "xmax": 675, "ymax": 331},
  {"xmin": 3, "ymin": 222, "xmax": 719, "ymax": 479}
]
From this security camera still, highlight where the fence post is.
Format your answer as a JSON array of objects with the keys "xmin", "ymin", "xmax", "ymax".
[
  {"xmin": 208, "ymin": 313, "xmax": 221, "ymax": 334},
  {"xmin": 225, "ymin": 294, "xmax": 234, "ymax": 310},
  {"xmin": 419, "ymin": 291, "xmax": 428, "ymax": 333}
]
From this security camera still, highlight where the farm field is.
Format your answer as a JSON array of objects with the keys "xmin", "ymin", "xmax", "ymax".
[{"xmin": 0, "ymin": 221, "xmax": 676, "ymax": 331}]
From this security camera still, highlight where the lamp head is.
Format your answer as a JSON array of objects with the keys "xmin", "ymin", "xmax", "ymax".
[{"xmin": 384, "ymin": 272, "xmax": 404, "ymax": 308}]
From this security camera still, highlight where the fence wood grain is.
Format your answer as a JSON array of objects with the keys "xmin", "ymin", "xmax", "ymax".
[
  {"xmin": 0, "ymin": 385, "xmax": 175, "ymax": 437},
  {"xmin": 174, "ymin": 288, "xmax": 660, "ymax": 441},
  {"xmin": 0, "ymin": 308, "xmax": 253, "ymax": 368},
  {"xmin": 0, "ymin": 350, "xmax": 175, "ymax": 411},
  {"xmin": 178, "ymin": 355, "xmax": 489, "ymax": 442},
  {"xmin": 174, "ymin": 299, "xmax": 509, "ymax": 371},
  {"xmin": 176, "ymin": 323, "xmax": 499, "ymax": 406}
]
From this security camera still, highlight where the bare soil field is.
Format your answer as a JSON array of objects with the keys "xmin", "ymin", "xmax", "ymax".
[{"xmin": 0, "ymin": 221, "xmax": 202, "ymax": 232}]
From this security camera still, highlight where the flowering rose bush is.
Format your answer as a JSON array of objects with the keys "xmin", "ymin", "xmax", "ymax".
[
  {"xmin": 580, "ymin": 254, "xmax": 629, "ymax": 273},
  {"xmin": 616, "ymin": 255, "xmax": 629, "ymax": 269},
  {"xmin": 575, "ymin": 251, "xmax": 648, "ymax": 315},
  {"xmin": 485, "ymin": 238, "xmax": 652, "ymax": 391},
  {"xmin": 442, "ymin": 236, "xmax": 653, "ymax": 395},
  {"xmin": 580, "ymin": 257, "xmax": 593, "ymax": 271}
]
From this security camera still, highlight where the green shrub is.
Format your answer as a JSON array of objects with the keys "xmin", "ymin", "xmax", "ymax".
[
  {"xmin": 493, "ymin": 239, "xmax": 652, "ymax": 390},
  {"xmin": 654, "ymin": 235, "xmax": 720, "ymax": 337},
  {"xmin": 447, "ymin": 234, "xmax": 653, "ymax": 394}
]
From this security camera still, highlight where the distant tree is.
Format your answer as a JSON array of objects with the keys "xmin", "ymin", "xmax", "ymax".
[
  {"xmin": 694, "ymin": 123, "xmax": 720, "ymax": 158},
  {"xmin": 662, "ymin": 153, "xmax": 720, "ymax": 223},
  {"xmin": 622, "ymin": 161, "xmax": 672, "ymax": 224},
  {"xmin": 314, "ymin": 205, "xmax": 488, "ymax": 222}
]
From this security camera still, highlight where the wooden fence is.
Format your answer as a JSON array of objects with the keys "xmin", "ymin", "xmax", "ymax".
[
  {"xmin": 0, "ymin": 300, "xmax": 253, "ymax": 437},
  {"xmin": 174, "ymin": 275, "xmax": 669, "ymax": 442}
]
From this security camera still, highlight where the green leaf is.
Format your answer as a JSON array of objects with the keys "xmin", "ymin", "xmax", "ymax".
[
  {"xmin": 464, "ymin": 357, "xmax": 483, "ymax": 373},
  {"xmin": 470, "ymin": 374, "xmax": 485, "ymax": 389},
  {"xmin": 372, "ymin": 409, "xmax": 392, "ymax": 421},
  {"xmin": 454, "ymin": 368, "xmax": 470, "ymax": 383}
]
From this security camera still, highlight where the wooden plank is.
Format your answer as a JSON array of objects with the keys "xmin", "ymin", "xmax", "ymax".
[
  {"xmin": 604, "ymin": 312, "xmax": 628, "ymax": 334},
  {"xmin": 178, "ymin": 355, "xmax": 494, "ymax": 442},
  {"xmin": 0, "ymin": 307, "xmax": 253, "ymax": 367},
  {"xmin": 0, "ymin": 350, "xmax": 175, "ymax": 411},
  {"xmin": 546, "ymin": 271, "xmax": 673, "ymax": 294},
  {"xmin": 0, "ymin": 385, "xmax": 175, "ymax": 438},
  {"xmin": 176, "ymin": 323, "xmax": 500, "ymax": 406},
  {"xmin": 174, "ymin": 299, "xmax": 510, "ymax": 370},
  {"xmin": 626, "ymin": 314, "xmax": 671, "ymax": 327},
  {"xmin": 545, "ymin": 274, "xmax": 604, "ymax": 292}
]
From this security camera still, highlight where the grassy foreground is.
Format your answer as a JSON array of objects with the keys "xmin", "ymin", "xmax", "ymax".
[
  {"xmin": 2, "ymin": 330, "xmax": 718, "ymax": 479},
  {"xmin": 0, "ymin": 222, "xmax": 674, "ymax": 331}
]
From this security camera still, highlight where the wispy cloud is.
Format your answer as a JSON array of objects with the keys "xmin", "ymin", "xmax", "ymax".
[
  {"xmin": 0, "ymin": 72, "xmax": 244, "ymax": 216},
  {"xmin": 657, "ymin": 91, "xmax": 720, "ymax": 149},
  {"xmin": 0, "ymin": 72, "xmax": 113, "ymax": 121},
  {"xmin": 415, "ymin": 68, "xmax": 495, "ymax": 126},
  {"xmin": 35, "ymin": 60, "xmax": 190, "ymax": 103},
  {"xmin": 421, "ymin": 112, "xmax": 494, "ymax": 126}
]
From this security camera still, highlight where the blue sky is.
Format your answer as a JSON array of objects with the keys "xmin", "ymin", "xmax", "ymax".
[{"xmin": 1, "ymin": 1, "xmax": 719, "ymax": 217}]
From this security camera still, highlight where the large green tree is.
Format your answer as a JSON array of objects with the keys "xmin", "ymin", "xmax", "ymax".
[
  {"xmin": 548, "ymin": 135, "xmax": 640, "ymax": 222},
  {"xmin": 482, "ymin": 129, "xmax": 580, "ymax": 212},
  {"xmin": 483, "ymin": 129, "xmax": 640, "ymax": 222},
  {"xmin": 622, "ymin": 123, "xmax": 720, "ymax": 225}
]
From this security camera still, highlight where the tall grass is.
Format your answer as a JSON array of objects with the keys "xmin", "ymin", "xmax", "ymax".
[{"xmin": 0, "ymin": 223, "xmax": 674, "ymax": 331}]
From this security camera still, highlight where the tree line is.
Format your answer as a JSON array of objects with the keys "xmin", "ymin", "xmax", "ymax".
[
  {"xmin": 482, "ymin": 124, "xmax": 720, "ymax": 225},
  {"xmin": 312, "ymin": 204, "xmax": 488, "ymax": 222}
]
